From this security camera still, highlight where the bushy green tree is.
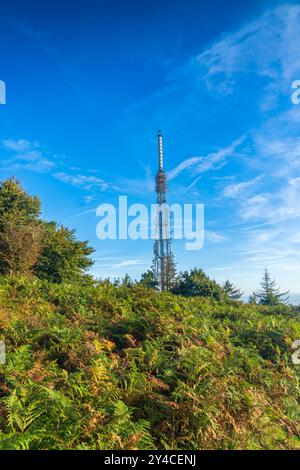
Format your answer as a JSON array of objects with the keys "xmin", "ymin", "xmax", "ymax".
[
  {"xmin": 0, "ymin": 214, "xmax": 44, "ymax": 276},
  {"xmin": 254, "ymin": 268, "xmax": 289, "ymax": 306},
  {"xmin": 0, "ymin": 178, "xmax": 41, "ymax": 227},
  {"xmin": 172, "ymin": 268, "xmax": 225, "ymax": 300},
  {"xmin": 0, "ymin": 179, "xmax": 43, "ymax": 276},
  {"xmin": 139, "ymin": 269, "xmax": 158, "ymax": 290},
  {"xmin": 223, "ymin": 280, "xmax": 243, "ymax": 300},
  {"xmin": 0, "ymin": 178, "xmax": 94, "ymax": 282},
  {"xmin": 34, "ymin": 222, "xmax": 94, "ymax": 283}
]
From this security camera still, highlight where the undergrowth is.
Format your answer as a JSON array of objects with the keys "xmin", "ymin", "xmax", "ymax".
[{"xmin": 0, "ymin": 276, "xmax": 299, "ymax": 449}]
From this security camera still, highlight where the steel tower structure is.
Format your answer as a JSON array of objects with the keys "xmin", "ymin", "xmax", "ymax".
[{"xmin": 153, "ymin": 130, "xmax": 176, "ymax": 291}]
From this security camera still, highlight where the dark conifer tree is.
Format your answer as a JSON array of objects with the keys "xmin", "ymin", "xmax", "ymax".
[
  {"xmin": 254, "ymin": 268, "xmax": 289, "ymax": 306},
  {"xmin": 223, "ymin": 280, "xmax": 243, "ymax": 300}
]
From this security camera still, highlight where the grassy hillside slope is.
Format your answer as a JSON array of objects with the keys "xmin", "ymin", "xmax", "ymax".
[{"xmin": 0, "ymin": 276, "xmax": 299, "ymax": 450}]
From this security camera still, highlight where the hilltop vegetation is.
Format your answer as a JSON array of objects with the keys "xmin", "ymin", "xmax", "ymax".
[
  {"xmin": 0, "ymin": 277, "xmax": 299, "ymax": 450},
  {"xmin": 0, "ymin": 178, "xmax": 299, "ymax": 450}
]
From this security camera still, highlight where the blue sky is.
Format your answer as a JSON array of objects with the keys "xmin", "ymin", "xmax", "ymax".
[{"xmin": 1, "ymin": 0, "xmax": 300, "ymax": 301}]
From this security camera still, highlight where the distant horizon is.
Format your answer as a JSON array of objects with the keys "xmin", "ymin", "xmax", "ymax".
[{"xmin": 1, "ymin": 0, "xmax": 300, "ymax": 302}]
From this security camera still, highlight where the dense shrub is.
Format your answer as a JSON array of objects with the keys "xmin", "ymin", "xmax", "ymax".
[{"xmin": 172, "ymin": 268, "xmax": 225, "ymax": 300}]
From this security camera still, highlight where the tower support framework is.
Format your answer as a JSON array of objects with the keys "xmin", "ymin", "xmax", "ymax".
[{"xmin": 153, "ymin": 131, "xmax": 176, "ymax": 291}]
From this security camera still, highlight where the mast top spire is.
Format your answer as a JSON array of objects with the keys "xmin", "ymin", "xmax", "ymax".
[{"xmin": 158, "ymin": 130, "xmax": 163, "ymax": 171}]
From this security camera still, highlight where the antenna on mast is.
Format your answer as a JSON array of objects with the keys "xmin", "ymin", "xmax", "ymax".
[{"xmin": 158, "ymin": 129, "xmax": 163, "ymax": 170}]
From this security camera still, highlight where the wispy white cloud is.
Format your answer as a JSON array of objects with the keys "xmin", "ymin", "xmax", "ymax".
[
  {"xmin": 239, "ymin": 175, "xmax": 300, "ymax": 225},
  {"xmin": 168, "ymin": 156, "xmax": 203, "ymax": 180},
  {"xmin": 2, "ymin": 139, "xmax": 39, "ymax": 152},
  {"xmin": 205, "ymin": 230, "xmax": 226, "ymax": 243},
  {"xmin": 168, "ymin": 135, "xmax": 245, "ymax": 183},
  {"xmin": 97, "ymin": 259, "xmax": 148, "ymax": 270},
  {"xmin": 241, "ymin": 194, "xmax": 271, "ymax": 221},
  {"xmin": 126, "ymin": 4, "xmax": 300, "ymax": 126},
  {"xmin": 1, "ymin": 139, "xmax": 55, "ymax": 172},
  {"xmin": 53, "ymin": 172, "xmax": 112, "ymax": 191},
  {"xmin": 1, "ymin": 138, "xmax": 116, "ymax": 193},
  {"xmin": 115, "ymin": 175, "xmax": 153, "ymax": 198},
  {"xmin": 196, "ymin": 4, "xmax": 300, "ymax": 104},
  {"xmin": 223, "ymin": 174, "xmax": 263, "ymax": 198}
]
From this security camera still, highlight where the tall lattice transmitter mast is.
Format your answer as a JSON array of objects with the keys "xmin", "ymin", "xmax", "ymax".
[{"xmin": 153, "ymin": 130, "xmax": 176, "ymax": 291}]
